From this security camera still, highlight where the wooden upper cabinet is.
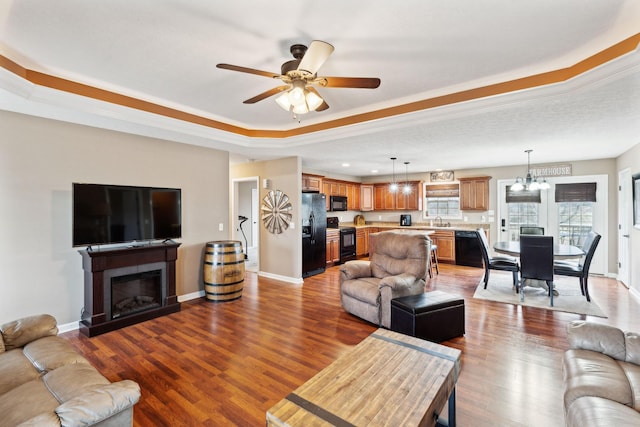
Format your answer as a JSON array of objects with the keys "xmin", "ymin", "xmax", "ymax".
[
  {"xmin": 320, "ymin": 178, "xmax": 361, "ymax": 211},
  {"xmin": 373, "ymin": 181, "xmax": 422, "ymax": 210},
  {"xmin": 302, "ymin": 174, "xmax": 323, "ymax": 193},
  {"xmin": 396, "ymin": 181, "xmax": 422, "ymax": 210},
  {"xmin": 360, "ymin": 184, "xmax": 374, "ymax": 211},
  {"xmin": 459, "ymin": 176, "xmax": 491, "ymax": 211}
]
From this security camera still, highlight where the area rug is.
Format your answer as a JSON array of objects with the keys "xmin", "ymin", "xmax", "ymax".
[{"xmin": 473, "ymin": 271, "xmax": 607, "ymax": 318}]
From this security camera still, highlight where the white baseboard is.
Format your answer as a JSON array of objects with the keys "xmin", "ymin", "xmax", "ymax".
[
  {"xmin": 178, "ymin": 290, "xmax": 205, "ymax": 302},
  {"xmin": 257, "ymin": 270, "xmax": 304, "ymax": 285},
  {"xmin": 58, "ymin": 321, "xmax": 80, "ymax": 333}
]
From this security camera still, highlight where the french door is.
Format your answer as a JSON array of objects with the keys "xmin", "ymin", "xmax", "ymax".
[{"xmin": 498, "ymin": 174, "xmax": 608, "ymax": 275}]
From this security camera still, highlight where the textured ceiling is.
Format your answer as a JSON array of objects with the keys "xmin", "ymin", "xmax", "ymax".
[{"xmin": 1, "ymin": 0, "xmax": 640, "ymax": 177}]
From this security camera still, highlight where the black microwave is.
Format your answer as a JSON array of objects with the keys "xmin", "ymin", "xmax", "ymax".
[{"xmin": 329, "ymin": 195, "xmax": 348, "ymax": 211}]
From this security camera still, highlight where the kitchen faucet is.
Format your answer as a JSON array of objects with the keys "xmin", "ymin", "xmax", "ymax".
[{"xmin": 435, "ymin": 216, "xmax": 444, "ymax": 227}]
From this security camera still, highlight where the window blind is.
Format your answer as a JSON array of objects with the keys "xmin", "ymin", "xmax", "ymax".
[
  {"xmin": 555, "ymin": 182, "xmax": 597, "ymax": 202},
  {"xmin": 424, "ymin": 183, "xmax": 459, "ymax": 198},
  {"xmin": 505, "ymin": 185, "xmax": 541, "ymax": 203}
]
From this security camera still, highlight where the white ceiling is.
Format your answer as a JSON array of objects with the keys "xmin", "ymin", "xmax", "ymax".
[{"xmin": 1, "ymin": 0, "xmax": 640, "ymax": 177}]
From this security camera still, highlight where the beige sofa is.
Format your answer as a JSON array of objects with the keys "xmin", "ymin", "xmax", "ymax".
[
  {"xmin": 563, "ymin": 320, "xmax": 640, "ymax": 426},
  {"xmin": 0, "ymin": 314, "xmax": 140, "ymax": 427},
  {"xmin": 339, "ymin": 231, "xmax": 429, "ymax": 328}
]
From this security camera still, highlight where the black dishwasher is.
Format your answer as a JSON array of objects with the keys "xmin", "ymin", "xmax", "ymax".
[{"xmin": 455, "ymin": 230, "xmax": 484, "ymax": 268}]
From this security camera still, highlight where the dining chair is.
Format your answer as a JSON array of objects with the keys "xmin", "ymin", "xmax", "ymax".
[
  {"xmin": 520, "ymin": 226, "xmax": 544, "ymax": 235},
  {"xmin": 553, "ymin": 231, "xmax": 601, "ymax": 302},
  {"xmin": 476, "ymin": 228, "xmax": 519, "ymax": 289},
  {"xmin": 519, "ymin": 235, "xmax": 555, "ymax": 306}
]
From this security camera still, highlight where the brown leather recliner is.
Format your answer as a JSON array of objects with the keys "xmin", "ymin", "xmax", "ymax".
[
  {"xmin": 339, "ymin": 231, "xmax": 429, "ymax": 328},
  {"xmin": 563, "ymin": 321, "xmax": 640, "ymax": 426}
]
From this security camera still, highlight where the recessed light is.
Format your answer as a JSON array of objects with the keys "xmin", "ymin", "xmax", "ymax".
[
  {"xmin": 342, "ymin": 163, "xmax": 350, "ymax": 167},
  {"xmin": 371, "ymin": 169, "xmax": 379, "ymax": 174}
]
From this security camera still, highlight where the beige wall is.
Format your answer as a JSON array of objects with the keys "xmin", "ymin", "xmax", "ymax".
[
  {"xmin": 617, "ymin": 143, "xmax": 640, "ymax": 293},
  {"xmin": 231, "ymin": 157, "xmax": 302, "ymax": 281},
  {"xmin": 0, "ymin": 111, "xmax": 230, "ymax": 325}
]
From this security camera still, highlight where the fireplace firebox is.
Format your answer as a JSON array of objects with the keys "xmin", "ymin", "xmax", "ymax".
[{"xmin": 79, "ymin": 242, "xmax": 180, "ymax": 337}]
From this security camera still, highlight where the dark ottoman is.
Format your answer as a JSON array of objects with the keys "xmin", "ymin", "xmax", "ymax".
[{"xmin": 391, "ymin": 291, "xmax": 465, "ymax": 343}]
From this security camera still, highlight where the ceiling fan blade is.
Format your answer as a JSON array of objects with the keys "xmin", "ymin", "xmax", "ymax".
[
  {"xmin": 297, "ymin": 40, "xmax": 334, "ymax": 75},
  {"xmin": 243, "ymin": 85, "xmax": 290, "ymax": 104},
  {"xmin": 217, "ymin": 63, "xmax": 281, "ymax": 79},
  {"xmin": 321, "ymin": 76, "xmax": 381, "ymax": 89},
  {"xmin": 307, "ymin": 87, "xmax": 329, "ymax": 111}
]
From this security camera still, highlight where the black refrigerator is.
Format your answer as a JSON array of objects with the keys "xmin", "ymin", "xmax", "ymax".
[{"xmin": 302, "ymin": 193, "xmax": 327, "ymax": 278}]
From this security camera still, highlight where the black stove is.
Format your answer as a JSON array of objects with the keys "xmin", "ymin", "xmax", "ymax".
[{"xmin": 327, "ymin": 217, "xmax": 356, "ymax": 263}]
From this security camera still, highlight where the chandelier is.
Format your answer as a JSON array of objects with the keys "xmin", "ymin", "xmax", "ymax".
[{"xmin": 511, "ymin": 149, "xmax": 550, "ymax": 191}]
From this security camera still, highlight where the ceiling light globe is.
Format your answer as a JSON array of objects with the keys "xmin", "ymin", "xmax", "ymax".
[
  {"xmin": 275, "ymin": 93, "xmax": 292, "ymax": 111},
  {"xmin": 511, "ymin": 180, "xmax": 524, "ymax": 192},
  {"xmin": 305, "ymin": 91, "xmax": 323, "ymax": 111}
]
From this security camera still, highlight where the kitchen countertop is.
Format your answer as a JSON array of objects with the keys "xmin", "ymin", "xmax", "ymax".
[{"xmin": 341, "ymin": 222, "xmax": 490, "ymax": 232}]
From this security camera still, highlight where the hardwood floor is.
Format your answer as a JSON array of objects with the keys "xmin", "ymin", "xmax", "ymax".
[{"xmin": 62, "ymin": 263, "xmax": 639, "ymax": 426}]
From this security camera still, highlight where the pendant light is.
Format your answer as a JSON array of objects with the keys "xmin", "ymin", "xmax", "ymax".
[
  {"xmin": 402, "ymin": 162, "xmax": 412, "ymax": 194},
  {"xmin": 511, "ymin": 149, "xmax": 550, "ymax": 191},
  {"xmin": 389, "ymin": 157, "xmax": 398, "ymax": 193}
]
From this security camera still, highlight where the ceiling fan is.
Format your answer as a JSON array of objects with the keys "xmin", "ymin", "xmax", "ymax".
[{"xmin": 216, "ymin": 40, "xmax": 381, "ymax": 115}]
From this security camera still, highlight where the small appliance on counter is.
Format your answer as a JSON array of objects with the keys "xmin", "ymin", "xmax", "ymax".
[
  {"xmin": 400, "ymin": 214, "xmax": 412, "ymax": 226},
  {"xmin": 354, "ymin": 215, "xmax": 366, "ymax": 226}
]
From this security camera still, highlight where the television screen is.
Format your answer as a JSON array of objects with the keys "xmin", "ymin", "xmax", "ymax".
[{"xmin": 73, "ymin": 183, "xmax": 181, "ymax": 247}]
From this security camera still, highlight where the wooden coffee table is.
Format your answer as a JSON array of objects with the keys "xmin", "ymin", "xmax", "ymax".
[{"xmin": 266, "ymin": 328, "xmax": 461, "ymax": 427}]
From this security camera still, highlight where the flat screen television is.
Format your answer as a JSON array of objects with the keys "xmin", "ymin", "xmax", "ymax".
[{"xmin": 73, "ymin": 183, "xmax": 182, "ymax": 247}]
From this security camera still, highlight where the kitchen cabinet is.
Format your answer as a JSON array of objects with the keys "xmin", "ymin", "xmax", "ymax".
[
  {"xmin": 395, "ymin": 182, "xmax": 422, "ymax": 210},
  {"xmin": 322, "ymin": 178, "xmax": 361, "ymax": 211},
  {"xmin": 302, "ymin": 174, "xmax": 323, "ymax": 193},
  {"xmin": 326, "ymin": 229, "xmax": 340, "ymax": 265},
  {"xmin": 373, "ymin": 181, "xmax": 422, "ymax": 210},
  {"xmin": 430, "ymin": 230, "xmax": 455, "ymax": 263},
  {"xmin": 360, "ymin": 184, "xmax": 374, "ymax": 211},
  {"xmin": 347, "ymin": 183, "xmax": 360, "ymax": 210},
  {"xmin": 459, "ymin": 176, "xmax": 490, "ymax": 211},
  {"xmin": 356, "ymin": 228, "xmax": 369, "ymax": 257}
]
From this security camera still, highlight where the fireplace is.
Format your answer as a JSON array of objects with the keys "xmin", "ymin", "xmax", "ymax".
[
  {"xmin": 107, "ymin": 265, "xmax": 164, "ymax": 320},
  {"xmin": 79, "ymin": 242, "xmax": 180, "ymax": 337}
]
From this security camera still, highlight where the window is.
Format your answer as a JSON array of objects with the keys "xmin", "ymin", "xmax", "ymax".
[
  {"xmin": 507, "ymin": 202, "xmax": 540, "ymax": 241},
  {"xmin": 555, "ymin": 182, "xmax": 596, "ymax": 246},
  {"xmin": 423, "ymin": 183, "xmax": 461, "ymax": 219}
]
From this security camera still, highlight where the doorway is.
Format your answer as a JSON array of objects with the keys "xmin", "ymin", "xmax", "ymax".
[
  {"xmin": 232, "ymin": 177, "xmax": 259, "ymax": 272},
  {"xmin": 618, "ymin": 168, "xmax": 631, "ymax": 287}
]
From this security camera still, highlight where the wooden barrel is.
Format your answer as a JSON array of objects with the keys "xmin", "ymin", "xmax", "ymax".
[{"xmin": 203, "ymin": 241, "xmax": 245, "ymax": 302}]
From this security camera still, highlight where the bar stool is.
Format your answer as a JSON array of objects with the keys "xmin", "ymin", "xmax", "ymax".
[{"xmin": 428, "ymin": 242, "xmax": 439, "ymax": 278}]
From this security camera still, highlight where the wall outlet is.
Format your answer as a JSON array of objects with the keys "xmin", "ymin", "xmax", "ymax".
[
  {"xmin": 378, "ymin": 215, "xmax": 382, "ymax": 220},
  {"xmin": 219, "ymin": 223, "xmax": 224, "ymax": 231},
  {"xmin": 290, "ymin": 222, "xmax": 295, "ymax": 229}
]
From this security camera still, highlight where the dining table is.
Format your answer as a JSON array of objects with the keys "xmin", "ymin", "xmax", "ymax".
[
  {"xmin": 493, "ymin": 240, "xmax": 584, "ymax": 260},
  {"xmin": 493, "ymin": 240, "xmax": 584, "ymax": 301}
]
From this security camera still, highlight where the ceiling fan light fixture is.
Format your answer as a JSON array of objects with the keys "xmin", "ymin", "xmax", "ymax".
[{"xmin": 275, "ymin": 80, "xmax": 324, "ymax": 114}]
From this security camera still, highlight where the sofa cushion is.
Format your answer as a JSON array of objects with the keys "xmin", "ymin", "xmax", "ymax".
[
  {"xmin": 0, "ymin": 376, "xmax": 61, "ymax": 427},
  {"xmin": 566, "ymin": 321, "xmax": 626, "ymax": 361},
  {"xmin": 625, "ymin": 332, "xmax": 640, "ymax": 365},
  {"xmin": 23, "ymin": 335, "xmax": 89, "ymax": 372},
  {"xmin": 43, "ymin": 363, "xmax": 110, "ymax": 403},
  {"xmin": 370, "ymin": 233, "xmax": 428, "ymax": 280},
  {"xmin": 0, "ymin": 314, "xmax": 58, "ymax": 352},
  {"xmin": 566, "ymin": 396, "xmax": 640, "ymax": 427},
  {"xmin": 619, "ymin": 360, "xmax": 640, "ymax": 411},
  {"xmin": 0, "ymin": 349, "xmax": 41, "ymax": 396},
  {"xmin": 341, "ymin": 277, "xmax": 381, "ymax": 304},
  {"xmin": 563, "ymin": 349, "xmax": 633, "ymax": 409}
]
